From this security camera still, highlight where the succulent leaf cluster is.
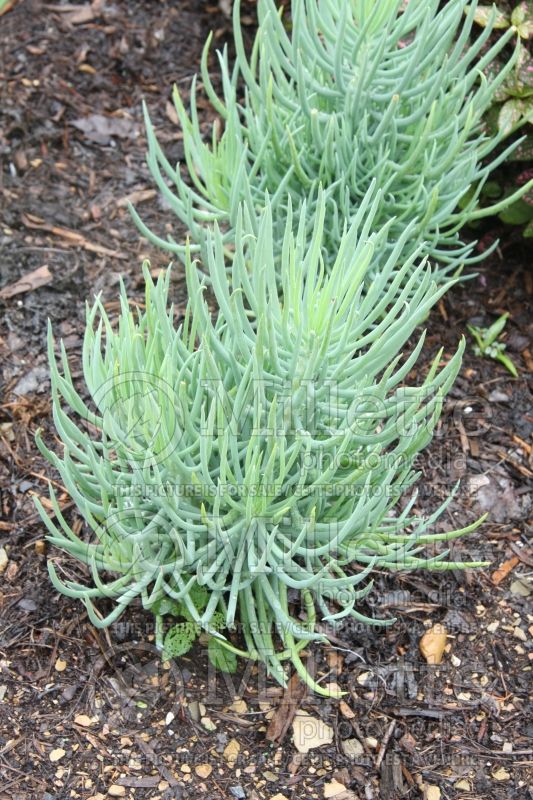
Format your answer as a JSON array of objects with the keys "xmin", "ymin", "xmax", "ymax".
[
  {"xmin": 35, "ymin": 0, "xmax": 521, "ymax": 695},
  {"xmin": 36, "ymin": 200, "xmax": 487, "ymax": 694},
  {"xmin": 133, "ymin": 0, "xmax": 528, "ymax": 280}
]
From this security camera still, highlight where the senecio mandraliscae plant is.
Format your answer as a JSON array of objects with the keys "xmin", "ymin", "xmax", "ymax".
[
  {"xmin": 35, "ymin": 196, "xmax": 487, "ymax": 696},
  {"xmin": 132, "ymin": 0, "xmax": 531, "ymax": 282}
]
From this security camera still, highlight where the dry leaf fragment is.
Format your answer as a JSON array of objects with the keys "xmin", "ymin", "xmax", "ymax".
[
  {"xmin": 54, "ymin": 658, "xmax": 67, "ymax": 672},
  {"xmin": 228, "ymin": 699, "xmax": 248, "ymax": 714},
  {"xmin": 292, "ymin": 711, "xmax": 334, "ymax": 754},
  {"xmin": 165, "ymin": 100, "xmax": 180, "ymax": 126},
  {"xmin": 491, "ymin": 556, "xmax": 520, "ymax": 585},
  {"xmin": 117, "ymin": 189, "xmax": 157, "ymax": 208},
  {"xmin": 46, "ymin": 1, "xmax": 104, "ymax": 26},
  {"xmin": 223, "ymin": 738, "xmax": 240, "ymax": 765},
  {"xmin": 20, "ymin": 214, "xmax": 124, "ymax": 259},
  {"xmin": 326, "ymin": 649, "xmax": 344, "ymax": 670},
  {"xmin": 0, "ymin": 548, "xmax": 8, "ymax": 574},
  {"xmin": 70, "ymin": 114, "xmax": 138, "ymax": 145},
  {"xmin": 425, "ymin": 786, "xmax": 441, "ymax": 800},
  {"xmin": 492, "ymin": 767, "xmax": 511, "ymax": 781},
  {"xmin": 339, "ymin": 700, "xmax": 355, "ymax": 719},
  {"xmin": 49, "ymin": 748, "xmax": 66, "ymax": 762},
  {"xmin": 510, "ymin": 578, "xmax": 531, "ymax": 597},
  {"xmin": 419, "ymin": 624, "xmax": 447, "ymax": 665},
  {"xmin": 195, "ymin": 763, "xmax": 212, "ymax": 779},
  {"xmin": 266, "ymin": 672, "xmax": 307, "ymax": 743},
  {"xmin": 399, "ymin": 731, "xmax": 417, "ymax": 754},
  {"xmin": 0, "ymin": 266, "xmax": 52, "ymax": 299}
]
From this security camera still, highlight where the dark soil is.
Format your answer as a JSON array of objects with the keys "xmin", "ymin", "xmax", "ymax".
[{"xmin": 0, "ymin": 2, "xmax": 532, "ymax": 800}]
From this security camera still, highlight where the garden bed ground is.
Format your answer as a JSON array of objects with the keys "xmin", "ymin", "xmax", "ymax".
[{"xmin": 0, "ymin": 2, "xmax": 532, "ymax": 799}]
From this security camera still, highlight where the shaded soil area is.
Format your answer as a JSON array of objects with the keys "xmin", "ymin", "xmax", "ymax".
[{"xmin": 0, "ymin": 2, "xmax": 532, "ymax": 800}]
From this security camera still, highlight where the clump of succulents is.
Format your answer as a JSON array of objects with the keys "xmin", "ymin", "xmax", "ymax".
[
  {"xmin": 35, "ymin": 198, "xmax": 486, "ymax": 695},
  {"xmin": 132, "ymin": 0, "xmax": 529, "ymax": 281}
]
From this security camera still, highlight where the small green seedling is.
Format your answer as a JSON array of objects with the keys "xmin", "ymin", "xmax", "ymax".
[
  {"xmin": 155, "ymin": 585, "xmax": 238, "ymax": 675},
  {"xmin": 467, "ymin": 313, "xmax": 519, "ymax": 376}
]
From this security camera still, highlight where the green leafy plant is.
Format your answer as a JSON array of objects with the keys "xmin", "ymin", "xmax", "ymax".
[
  {"xmin": 155, "ymin": 584, "xmax": 236, "ymax": 672},
  {"xmin": 471, "ymin": 1, "xmax": 532, "ymax": 134},
  {"xmin": 132, "ymin": 0, "xmax": 531, "ymax": 283},
  {"xmin": 467, "ymin": 312, "xmax": 519, "ymax": 375},
  {"xmin": 459, "ymin": 168, "xmax": 533, "ymax": 235},
  {"xmin": 35, "ymin": 198, "xmax": 487, "ymax": 696},
  {"xmin": 465, "ymin": 2, "xmax": 533, "ymax": 235}
]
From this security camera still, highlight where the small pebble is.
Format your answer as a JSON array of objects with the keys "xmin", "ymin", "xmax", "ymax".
[
  {"xmin": 513, "ymin": 627, "xmax": 527, "ymax": 642},
  {"xmin": 108, "ymin": 786, "xmax": 126, "ymax": 797}
]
